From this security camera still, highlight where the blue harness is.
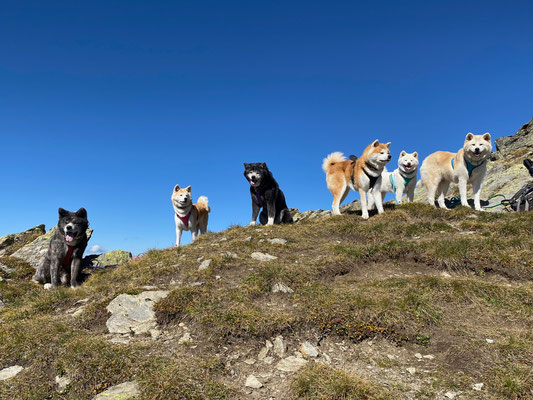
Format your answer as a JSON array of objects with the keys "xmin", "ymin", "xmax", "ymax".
[
  {"xmin": 451, "ymin": 157, "xmax": 484, "ymax": 177},
  {"xmin": 390, "ymin": 173, "xmax": 415, "ymax": 204}
]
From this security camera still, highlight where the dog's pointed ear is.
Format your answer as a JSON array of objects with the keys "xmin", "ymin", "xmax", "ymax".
[
  {"xmin": 58, "ymin": 208, "xmax": 68, "ymax": 217},
  {"xmin": 243, "ymin": 163, "xmax": 248, "ymax": 168},
  {"xmin": 385, "ymin": 142, "xmax": 391, "ymax": 148},
  {"xmin": 482, "ymin": 132, "xmax": 491, "ymax": 141},
  {"xmin": 75, "ymin": 208, "xmax": 87, "ymax": 219},
  {"xmin": 261, "ymin": 162, "xmax": 268, "ymax": 169},
  {"xmin": 372, "ymin": 139, "xmax": 379, "ymax": 147},
  {"xmin": 400, "ymin": 150, "xmax": 406, "ymax": 157},
  {"xmin": 413, "ymin": 152, "xmax": 418, "ymax": 159},
  {"xmin": 465, "ymin": 132, "xmax": 474, "ymax": 141},
  {"xmin": 173, "ymin": 184, "xmax": 181, "ymax": 192},
  {"xmin": 185, "ymin": 185, "xmax": 192, "ymax": 193}
]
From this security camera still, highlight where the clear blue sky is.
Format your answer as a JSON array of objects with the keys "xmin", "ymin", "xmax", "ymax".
[{"xmin": 1, "ymin": 1, "xmax": 532, "ymax": 255}]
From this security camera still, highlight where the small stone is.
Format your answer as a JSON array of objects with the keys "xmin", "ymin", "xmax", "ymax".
[
  {"xmin": 276, "ymin": 356, "xmax": 308, "ymax": 372},
  {"xmin": 150, "ymin": 329, "xmax": 161, "ymax": 339},
  {"xmin": 258, "ymin": 340, "xmax": 273, "ymax": 359},
  {"xmin": 245, "ymin": 375, "xmax": 263, "ymax": 389},
  {"xmin": 55, "ymin": 375, "xmax": 71, "ymax": 392},
  {"xmin": 262, "ymin": 356, "xmax": 274, "ymax": 364},
  {"xmin": 271, "ymin": 282, "xmax": 294, "ymax": 294},
  {"xmin": 223, "ymin": 251, "xmax": 238, "ymax": 259},
  {"xmin": 197, "ymin": 256, "xmax": 204, "ymax": 262},
  {"xmin": 251, "ymin": 252, "xmax": 277, "ymax": 261},
  {"xmin": 215, "ymin": 275, "xmax": 221, "ymax": 280},
  {"xmin": 486, "ymin": 338, "xmax": 494, "ymax": 344},
  {"xmin": 414, "ymin": 353, "xmax": 423, "ymax": 359},
  {"xmin": 423, "ymin": 354, "xmax": 435, "ymax": 360},
  {"xmin": 273, "ymin": 335, "xmax": 286, "ymax": 357},
  {"xmin": 440, "ymin": 272, "xmax": 452, "ymax": 278},
  {"xmin": 299, "ymin": 341, "xmax": 319, "ymax": 358},
  {"xmin": 178, "ymin": 332, "xmax": 193, "ymax": 345},
  {"xmin": 198, "ymin": 259, "xmax": 212, "ymax": 271},
  {"xmin": 244, "ymin": 358, "xmax": 256, "ymax": 365},
  {"xmin": 93, "ymin": 381, "xmax": 140, "ymax": 400},
  {"xmin": 0, "ymin": 365, "xmax": 24, "ymax": 381},
  {"xmin": 268, "ymin": 238, "xmax": 287, "ymax": 244},
  {"xmin": 406, "ymin": 367, "xmax": 416, "ymax": 375},
  {"xmin": 244, "ymin": 236, "xmax": 252, "ymax": 241},
  {"xmin": 444, "ymin": 391, "xmax": 458, "ymax": 399},
  {"xmin": 472, "ymin": 383, "xmax": 484, "ymax": 391}
]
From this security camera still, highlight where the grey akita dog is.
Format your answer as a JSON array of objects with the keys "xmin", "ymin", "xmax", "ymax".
[{"xmin": 32, "ymin": 208, "xmax": 89, "ymax": 289}]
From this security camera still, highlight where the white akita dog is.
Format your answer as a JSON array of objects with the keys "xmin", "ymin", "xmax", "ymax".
[
  {"xmin": 368, "ymin": 151, "xmax": 419, "ymax": 209},
  {"xmin": 419, "ymin": 132, "xmax": 492, "ymax": 211}
]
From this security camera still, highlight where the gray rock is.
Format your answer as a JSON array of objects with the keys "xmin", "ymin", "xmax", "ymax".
[
  {"xmin": 472, "ymin": 383, "xmax": 484, "ymax": 391},
  {"xmin": 258, "ymin": 340, "xmax": 273, "ymax": 360},
  {"xmin": 106, "ymin": 291, "xmax": 169, "ymax": 335},
  {"xmin": 267, "ymin": 238, "xmax": 287, "ymax": 245},
  {"xmin": 299, "ymin": 341, "xmax": 319, "ymax": 358},
  {"xmin": 55, "ymin": 375, "xmax": 71, "ymax": 392},
  {"xmin": 245, "ymin": 375, "xmax": 263, "ymax": 389},
  {"xmin": 198, "ymin": 259, "xmax": 212, "ymax": 271},
  {"xmin": 88, "ymin": 250, "xmax": 132, "ymax": 268},
  {"xmin": 0, "ymin": 298, "xmax": 5, "ymax": 308},
  {"xmin": 495, "ymin": 117, "xmax": 533, "ymax": 156},
  {"xmin": 444, "ymin": 391, "xmax": 458, "ymax": 399},
  {"xmin": 251, "ymin": 252, "xmax": 277, "ymax": 262},
  {"xmin": 0, "ymin": 262, "xmax": 14, "ymax": 274},
  {"xmin": 271, "ymin": 282, "xmax": 294, "ymax": 294},
  {"xmin": 93, "ymin": 381, "xmax": 140, "ymax": 400},
  {"xmin": 276, "ymin": 356, "xmax": 308, "ymax": 372},
  {"xmin": 0, "ymin": 225, "xmax": 45, "ymax": 256},
  {"xmin": 11, "ymin": 227, "xmax": 93, "ymax": 269},
  {"xmin": 0, "ymin": 365, "xmax": 24, "ymax": 381},
  {"xmin": 406, "ymin": 367, "xmax": 416, "ymax": 375},
  {"xmin": 273, "ymin": 335, "xmax": 287, "ymax": 358},
  {"xmin": 178, "ymin": 332, "xmax": 193, "ymax": 345}
]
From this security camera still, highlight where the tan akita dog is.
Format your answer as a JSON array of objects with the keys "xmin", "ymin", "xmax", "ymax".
[
  {"xmin": 419, "ymin": 132, "xmax": 492, "ymax": 211},
  {"xmin": 322, "ymin": 140, "xmax": 392, "ymax": 219},
  {"xmin": 171, "ymin": 185, "xmax": 210, "ymax": 246}
]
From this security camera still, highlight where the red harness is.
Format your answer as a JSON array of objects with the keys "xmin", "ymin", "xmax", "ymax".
[
  {"xmin": 62, "ymin": 246, "xmax": 75, "ymax": 266},
  {"xmin": 176, "ymin": 211, "xmax": 192, "ymax": 226}
]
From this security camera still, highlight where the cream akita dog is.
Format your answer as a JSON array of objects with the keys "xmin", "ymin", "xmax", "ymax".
[
  {"xmin": 323, "ymin": 140, "xmax": 392, "ymax": 219},
  {"xmin": 171, "ymin": 185, "xmax": 210, "ymax": 246},
  {"xmin": 419, "ymin": 132, "xmax": 492, "ymax": 211},
  {"xmin": 368, "ymin": 150, "xmax": 419, "ymax": 209}
]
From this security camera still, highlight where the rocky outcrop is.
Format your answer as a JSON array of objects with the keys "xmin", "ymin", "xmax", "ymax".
[
  {"xmin": 494, "ymin": 117, "xmax": 533, "ymax": 156},
  {"xmin": 290, "ymin": 200, "xmax": 361, "ymax": 222},
  {"xmin": 0, "ymin": 225, "xmax": 46, "ymax": 257},
  {"xmin": 93, "ymin": 381, "xmax": 140, "ymax": 400},
  {"xmin": 85, "ymin": 250, "xmax": 132, "ymax": 268},
  {"xmin": 10, "ymin": 227, "xmax": 93, "ymax": 269}
]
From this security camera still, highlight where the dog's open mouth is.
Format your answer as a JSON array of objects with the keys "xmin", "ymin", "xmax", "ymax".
[
  {"xmin": 65, "ymin": 233, "xmax": 74, "ymax": 242},
  {"xmin": 403, "ymin": 164, "xmax": 413, "ymax": 171}
]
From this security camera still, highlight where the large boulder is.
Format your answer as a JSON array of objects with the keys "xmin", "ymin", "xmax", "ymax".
[
  {"xmin": 0, "ymin": 225, "xmax": 46, "ymax": 257},
  {"xmin": 11, "ymin": 227, "xmax": 93, "ymax": 269},
  {"xmin": 495, "ymin": 117, "xmax": 533, "ymax": 156},
  {"xmin": 87, "ymin": 250, "xmax": 132, "ymax": 268}
]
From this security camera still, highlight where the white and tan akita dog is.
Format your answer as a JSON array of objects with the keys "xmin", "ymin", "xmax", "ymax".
[
  {"xmin": 322, "ymin": 140, "xmax": 392, "ymax": 219},
  {"xmin": 171, "ymin": 185, "xmax": 210, "ymax": 246},
  {"xmin": 368, "ymin": 151, "xmax": 419, "ymax": 209},
  {"xmin": 419, "ymin": 132, "xmax": 492, "ymax": 211}
]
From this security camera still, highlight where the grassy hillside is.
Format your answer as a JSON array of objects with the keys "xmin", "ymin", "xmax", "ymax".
[{"xmin": 1, "ymin": 203, "xmax": 532, "ymax": 399}]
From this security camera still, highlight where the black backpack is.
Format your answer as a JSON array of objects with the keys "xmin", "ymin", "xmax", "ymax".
[{"xmin": 502, "ymin": 159, "xmax": 533, "ymax": 212}]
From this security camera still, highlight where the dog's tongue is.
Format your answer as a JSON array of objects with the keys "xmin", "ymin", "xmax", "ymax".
[
  {"xmin": 250, "ymin": 181, "xmax": 255, "ymax": 185},
  {"xmin": 65, "ymin": 234, "xmax": 74, "ymax": 243}
]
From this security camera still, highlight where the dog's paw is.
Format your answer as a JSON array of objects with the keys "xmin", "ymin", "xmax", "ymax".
[
  {"xmin": 361, "ymin": 213, "xmax": 370, "ymax": 220},
  {"xmin": 249, "ymin": 221, "xmax": 256, "ymax": 226},
  {"xmin": 43, "ymin": 283, "xmax": 54, "ymax": 290}
]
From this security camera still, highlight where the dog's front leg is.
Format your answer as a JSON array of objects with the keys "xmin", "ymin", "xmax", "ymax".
[
  {"xmin": 267, "ymin": 203, "xmax": 276, "ymax": 225},
  {"xmin": 458, "ymin": 177, "xmax": 469, "ymax": 207},
  {"xmin": 359, "ymin": 189, "xmax": 369, "ymax": 219},
  {"xmin": 70, "ymin": 258, "xmax": 81, "ymax": 288},
  {"xmin": 406, "ymin": 183, "xmax": 415, "ymax": 203},
  {"xmin": 250, "ymin": 201, "xmax": 260, "ymax": 226},
  {"xmin": 373, "ymin": 184, "xmax": 385, "ymax": 214},
  {"xmin": 395, "ymin": 185, "xmax": 404, "ymax": 204},
  {"xmin": 175, "ymin": 227, "xmax": 183, "ymax": 247},
  {"xmin": 472, "ymin": 177, "xmax": 483, "ymax": 211},
  {"xmin": 191, "ymin": 228, "xmax": 198, "ymax": 241},
  {"xmin": 49, "ymin": 258, "xmax": 60, "ymax": 289}
]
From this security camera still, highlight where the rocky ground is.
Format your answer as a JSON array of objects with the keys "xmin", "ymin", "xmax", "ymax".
[{"xmin": 0, "ymin": 118, "xmax": 531, "ymax": 400}]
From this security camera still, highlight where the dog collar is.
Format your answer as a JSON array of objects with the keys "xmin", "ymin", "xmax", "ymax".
[
  {"xmin": 176, "ymin": 211, "xmax": 191, "ymax": 226},
  {"xmin": 451, "ymin": 157, "xmax": 484, "ymax": 177},
  {"xmin": 253, "ymin": 189, "xmax": 263, "ymax": 207}
]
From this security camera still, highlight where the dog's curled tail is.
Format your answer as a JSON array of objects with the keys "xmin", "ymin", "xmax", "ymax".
[
  {"xmin": 196, "ymin": 196, "xmax": 211, "ymax": 212},
  {"xmin": 322, "ymin": 152, "xmax": 346, "ymax": 173}
]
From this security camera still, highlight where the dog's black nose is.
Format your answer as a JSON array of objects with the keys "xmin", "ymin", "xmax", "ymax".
[
  {"xmin": 475, "ymin": 147, "xmax": 480, "ymax": 154},
  {"xmin": 66, "ymin": 225, "xmax": 72, "ymax": 231}
]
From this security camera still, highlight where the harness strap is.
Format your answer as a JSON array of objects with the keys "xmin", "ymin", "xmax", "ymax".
[
  {"xmin": 253, "ymin": 189, "xmax": 263, "ymax": 207},
  {"xmin": 62, "ymin": 246, "xmax": 75, "ymax": 266},
  {"xmin": 363, "ymin": 167, "xmax": 379, "ymax": 189},
  {"xmin": 176, "ymin": 211, "xmax": 192, "ymax": 226},
  {"xmin": 451, "ymin": 157, "xmax": 484, "ymax": 177}
]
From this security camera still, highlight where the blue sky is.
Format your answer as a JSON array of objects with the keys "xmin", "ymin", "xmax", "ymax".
[{"xmin": 1, "ymin": 1, "xmax": 532, "ymax": 255}]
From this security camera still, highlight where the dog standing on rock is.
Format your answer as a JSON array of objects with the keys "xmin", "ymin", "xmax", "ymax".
[
  {"xmin": 32, "ymin": 208, "xmax": 89, "ymax": 289},
  {"xmin": 243, "ymin": 163, "xmax": 293, "ymax": 225},
  {"xmin": 323, "ymin": 140, "xmax": 392, "ymax": 219},
  {"xmin": 419, "ymin": 132, "xmax": 492, "ymax": 210},
  {"xmin": 172, "ymin": 185, "xmax": 210, "ymax": 246}
]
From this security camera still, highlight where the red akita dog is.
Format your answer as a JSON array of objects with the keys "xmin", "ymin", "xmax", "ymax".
[
  {"xmin": 322, "ymin": 140, "xmax": 392, "ymax": 219},
  {"xmin": 171, "ymin": 185, "xmax": 210, "ymax": 246}
]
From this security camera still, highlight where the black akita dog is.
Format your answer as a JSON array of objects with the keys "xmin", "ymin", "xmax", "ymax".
[
  {"xmin": 243, "ymin": 163, "xmax": 293, "ymax": 225},
  {"xmin": 33, "ymin": 208, "xmax": 89, "ymax": 289}
]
